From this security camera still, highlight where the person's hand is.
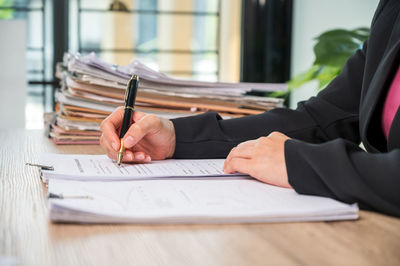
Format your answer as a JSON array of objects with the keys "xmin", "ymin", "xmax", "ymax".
[
  {"xmin": 223, "ymin": 132, "xmax": 292, "ymax": 188},
  {"xmin": 100, "ymin": 107, "xmax": 176, "ymax": 163}
]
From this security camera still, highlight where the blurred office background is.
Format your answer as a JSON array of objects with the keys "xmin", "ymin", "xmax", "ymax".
[{"xmin": 0, "ymin": 0, "xmax": 378, "ymax": 129}]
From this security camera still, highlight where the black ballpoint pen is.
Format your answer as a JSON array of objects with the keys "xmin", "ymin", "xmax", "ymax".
[{"xmin": 117, "ymin": 74, "xmax": 139, "ymax": 165}]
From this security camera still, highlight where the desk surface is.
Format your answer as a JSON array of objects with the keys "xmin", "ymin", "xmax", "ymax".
[{"xmin": 1, "ymin": 129, "xmax": 400, "ymax": 266}]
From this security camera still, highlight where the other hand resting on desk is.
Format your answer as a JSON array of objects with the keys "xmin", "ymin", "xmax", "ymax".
[{"xmin": 223, "ymin": 131, "xmax": 292, "ymax": 188}]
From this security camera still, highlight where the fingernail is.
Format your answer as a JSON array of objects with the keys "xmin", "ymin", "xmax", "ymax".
[
  {"xmin": 145, "ymin": 156, "xmax": 151, "ymax": 162},
  {"xmin": 135, "ymin": 154, "xmax": 144, "ymax": 160},
  {"xmin": 124, "ymin": 136, "xmax": 134, "ymax": 147},
  {"xmin": 111, "ymin": 142, "xmax": 118, "ymax": 151},
  {"xmin": 126, "ymin": 153, "xmax": 133, "ymax": 160}
]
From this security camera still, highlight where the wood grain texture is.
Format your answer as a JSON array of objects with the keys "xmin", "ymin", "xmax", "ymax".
[{"xmin": 0, "ymin": 129, "xmax": 400, "ymax": 266}]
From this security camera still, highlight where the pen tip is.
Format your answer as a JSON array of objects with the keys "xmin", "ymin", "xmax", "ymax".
[{"xmin": 117, "ymin": 152, "xmax": 123, "ymax": 166}]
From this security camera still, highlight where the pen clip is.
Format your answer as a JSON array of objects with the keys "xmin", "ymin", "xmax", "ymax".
[
  {"xmin": 25, "ymin": 162, "xmax": 54, "ymax": 171},
  {"xmin": 124, "ymin": 83, "xmax": 129, "ymax": 102}
]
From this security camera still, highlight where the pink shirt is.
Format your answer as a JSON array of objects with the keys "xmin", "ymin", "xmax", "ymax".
[{"xmin": 382, "ymin": 65, "xmax": 400, "ymax": 140}]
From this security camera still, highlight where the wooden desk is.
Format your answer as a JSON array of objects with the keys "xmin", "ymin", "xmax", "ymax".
[{"xmin": 1, "ymin": 129, "xmax": 400, "ymax": 266}]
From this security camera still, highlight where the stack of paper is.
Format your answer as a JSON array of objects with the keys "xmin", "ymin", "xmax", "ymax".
[
  {"xmin": 37, "ymin": 154, "xmax": 359, "ymax": 224},
  {"xmin": 47, "ymin": 52, "xmax": 287, "ymax": 144},
  {"xmin": 49, "ymin": 178, "xmax": 359, "ymax": 224}
]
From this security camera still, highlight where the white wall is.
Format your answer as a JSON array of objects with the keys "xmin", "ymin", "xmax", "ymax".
[
  {"xmin": 0, "ymin": 20, "xmax": 26, "ymax": 129},
  {"xmin": 290, "ymin": 0, "xmax": 379, "ymax": 108}
]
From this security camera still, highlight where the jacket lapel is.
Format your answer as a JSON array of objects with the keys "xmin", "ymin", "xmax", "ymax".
[
  {"xmin": 388, "ymin": 107, "xmax": 400, "ymax": 150},
  {"xmin": 385, "ymin": 6, "xmax": 400, "ymax": 151},
  {"xmin": 360, "ymin": 40, "xmax": 400, "ymax": 152}
]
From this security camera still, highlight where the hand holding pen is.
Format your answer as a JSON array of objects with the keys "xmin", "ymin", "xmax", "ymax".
[{"xmin": 99, "ymin": 75, "xmax": 177, "ymax": 165}]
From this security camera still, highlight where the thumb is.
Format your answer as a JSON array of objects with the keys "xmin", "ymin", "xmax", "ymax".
[{"xmin": 131, "ymin": 110, "xmax": 147, "ymax": 123}]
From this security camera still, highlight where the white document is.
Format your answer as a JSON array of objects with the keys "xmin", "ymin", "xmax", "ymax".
[
  {"xmin": 48, "ymin": 178, "xmax": 359, "ymax": 224},
  {"xmin": 39, "ymin": 154, "xmax": 243, "ymax": 182}
]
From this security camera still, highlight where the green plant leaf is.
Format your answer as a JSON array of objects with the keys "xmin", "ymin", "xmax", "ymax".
[
  {"xmin": 315, "ymin": 65, "xmax": 341, "ymax": 90},
  {"xmin": 0, "ymin": 0, "xmax": 14, "ymax": 19},
  {"xmin": 316, "ymin": 28, "xmax": 369, "ymax": 42},
  {"xmin": 287, "ymin": 27, "xmax": 370, "ymax": 92},
  {"xmin": 287, "ymin": 64, "xmax": 322, "ymax": 90},
  {"xmin": 314, "ymin": 36, "xmax": 360, "ymax": 68},
  {"xmin": 313, "ymin": 28, "xmax": 369, "ymax": 68}
]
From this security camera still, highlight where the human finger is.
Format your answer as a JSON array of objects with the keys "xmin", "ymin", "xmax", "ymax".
[
  {"xmin": 131, "ymin": 151, "xmax": 152, "ymax": 162},
  {"xmin": 122, "ymin": 114, "xmax": 161, "ymax": 148},
  {"xmin": 229, "ymin": 141, "xmax": 255, "ymax": 158},
  {"xmin": 103, "ymin": 135, "xmax": 131, "ymax": 161},
  {"xmin": 100, "ymin": 133, "xmax": 118, "ymax": 154},
  {"xmin": 224, "ymin": 140, "xmax": 256, "ymax": 169},
  {"xmin": 223, "ymin": 157, "xmax": 251, "ymax": 175},
  {"xmin": 107, "ymin": 150, "xmax": 151, "ymax": 164},
  {"xmin": 101, "ymin": 106, "xmax": 125, "ymax": 130},
  {"xmin": 106, "ymin": 150, "xmax": 118, "ymax": 161},
  {"xmin": 224, "ymin": 146, "xmax": 252, "ymax": 170},
  {"xmin": 100, "ymin": 107, "xmax": 125, "ymax": 151},
  {"xmin": 106, "ymin": 150, "xmax": 134, "ymax": 163},
  {"xmin": 131, "ymin": 110, "xmax": 148, "ymax": 123}
]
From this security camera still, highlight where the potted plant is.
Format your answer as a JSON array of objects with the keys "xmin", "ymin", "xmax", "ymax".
[{"xmin": 288, "ymin": 27, "xmax": 370, "ymax": 91}]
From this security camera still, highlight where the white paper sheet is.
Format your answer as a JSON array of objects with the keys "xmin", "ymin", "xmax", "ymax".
[
  {"xmin": 40, "ymin": 154, "xmax": 243, "ymax": 182},
  {"xmin": 48, "ymin": 178, "xmax": 359, "ymax": 224}
]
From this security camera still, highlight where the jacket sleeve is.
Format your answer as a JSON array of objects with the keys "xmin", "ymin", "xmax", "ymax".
[
  {"xmin": 171, "ymin": 0, "xmax": 394, "ymax": 160},
  {"xmin": 171, "ymin": 39, "xmax": 367, "ymax": 159},
  {"xmin": 285, "ymin": 138, "xmax": 400, "ymax": 217}
]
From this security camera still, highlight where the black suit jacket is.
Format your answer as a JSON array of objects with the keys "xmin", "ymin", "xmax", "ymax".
[{"xmin": 171, "ymin": 0, "xmax": 400, "ymax": 217}]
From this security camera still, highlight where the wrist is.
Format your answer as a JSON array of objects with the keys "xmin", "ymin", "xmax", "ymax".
[{"xmin": 166, "ymin": 120, "xmax": 176, "ymax": 158}]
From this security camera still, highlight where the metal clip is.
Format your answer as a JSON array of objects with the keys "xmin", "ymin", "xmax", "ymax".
[
  {"xmin": 47, "ymin": 193, "xmax": 93, "ymax": 200},
  {"xmin": 25, "ymin": 163, "xmax": 54, "ymax": 171}
]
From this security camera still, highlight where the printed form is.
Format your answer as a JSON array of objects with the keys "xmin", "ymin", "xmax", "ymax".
[{"xmin": 39, "ymin": 154, "xmax": 243, "ymax": 182}]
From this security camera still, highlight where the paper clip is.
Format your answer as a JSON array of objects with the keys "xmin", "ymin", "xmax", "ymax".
[
  {"xmin": 25, "ymin": 163, "xmax": 54, "ymax": 171},
  {"xmin": 47, "ymin": 193, "xmax": 93, "ymax": 200}
]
